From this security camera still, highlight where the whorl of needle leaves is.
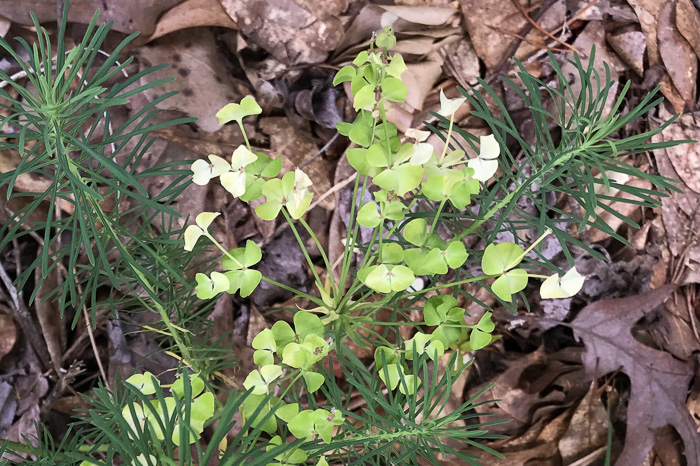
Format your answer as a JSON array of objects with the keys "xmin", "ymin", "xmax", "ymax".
[
  {"xmin": 0, "ymin": 7, "xmax": 199, "ymax": 330},
  {"xmin": 426, "ymin": 49, "xmax": 685, "ymax": 311}
]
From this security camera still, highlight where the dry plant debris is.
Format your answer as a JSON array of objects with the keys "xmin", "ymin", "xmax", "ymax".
[{"xmin": 1, "ymin": 0, "xmax": 700, "ymax": 464}]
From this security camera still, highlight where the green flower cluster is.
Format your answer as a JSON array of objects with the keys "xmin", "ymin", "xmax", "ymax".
[
  {"xmin": 242, "ymin": 311, "xmax": 340, "ymax": 464},
  {"xmin": 122, "ymin": 373, "xmax": 214, "ymax": 449}
]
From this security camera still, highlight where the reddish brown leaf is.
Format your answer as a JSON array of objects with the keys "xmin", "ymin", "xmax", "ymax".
[{"xmin": 570, "ymin": 286, "xmax": 700, "ymax": 465}]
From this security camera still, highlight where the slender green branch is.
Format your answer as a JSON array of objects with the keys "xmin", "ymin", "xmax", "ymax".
[
  {"xmin": 204, "ymin": 232, "xmax": 326, "ymax": 307},
  {"xmin": 429, "ymin": 200, "xmax": 446, "ymax": 234},
  {"xmin": 237, "ymin": 121, "xmax": 252, "ymax": 151},
  {"xmin": 282, "ymin": 209, "xmax": 324, "ymax": 289},
  {"xmin": 438, "ymin": 114, "xmax": 455, "ymax": 161},
  {"xmin": 298, "ymin": 216, "xmax": 336, "ymax": 293}
]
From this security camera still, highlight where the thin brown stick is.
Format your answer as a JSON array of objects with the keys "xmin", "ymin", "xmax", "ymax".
[
  {"xmin": 76, "ymin": 274, "xmax": 110, "ymax": 391},
  {"xmin": 509, "ymin": 0, "xmax": 581, "ymax": 55},
  {"xmin": 486, "ymin": 25, "xmax": 571, "ymax": 54},
  {"xmin": 40, "ymin": 361, "xmax": 84, "ymax": 419},
  {"xmin": 485, "ymin": 0, "xmax": 560, "ymax": 83}
]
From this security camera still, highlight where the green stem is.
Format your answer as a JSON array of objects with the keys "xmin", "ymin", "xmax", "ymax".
[
  {"xmin": 260, "ymin": 276, "xmax": 325, "ymax": 307},
  {"xmin": 508, "ymin": 228, "xmax": 552, "ymax": 269},
  {"xmin": 0, "ymin": 439, "xmax": 109, "ymax": 459},
  {"xmin": 403, "ymin": 275, "xmax": 490, "ymax": 298},
  {"xmin": 429, "ymin": 200, "xmax": 446, "ymax": 234},
  {"xmin": 377, "ymin": 100, "xmax": 393, "ymax": 159},
  {"xmin": 337, "ymin": 228, "xmax": 377, "ymax": 313},
  {"xmin": 244, "ymin": 372, "xmax": 304, "ymax": 454},
  {"xmin": 453, "ymin": 187, "xmax": 520, "ymax": 241},
  {"xmin": 58, "ymin": 140, "xmax": 195, "ymax": 368},
  {"xmin": 204, "ymin": 233, "xmax": 326, "ymax": 307},
  {"xmin": 298, "ymin": 216, "xmax": 336, "ymax": 293},
  {"xmin": 438, "ymin": 114, "xmax": 455, "ymax": 161},
  {"xmin": 237, "ymin": 121, "xmax": 252, "ymax": 152},
  {"xmin": 281, "ymin": 209, "xmax": 324, "ymax": 289},
  {"xmin": 455, "ymin": 145, "xmax": 588, "ymax": 241},
  {"xmin": 339, "ymin": 175, "xmax": 368, "ymax": 293},
  {"xmin": 338, "ymin": 175, "xmax": 361, "ymax": 290}
]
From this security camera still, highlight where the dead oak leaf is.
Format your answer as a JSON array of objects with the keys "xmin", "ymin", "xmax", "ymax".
[{"xmin": 570, "ymin": 285, "xmax": 700, "ymax": 465}]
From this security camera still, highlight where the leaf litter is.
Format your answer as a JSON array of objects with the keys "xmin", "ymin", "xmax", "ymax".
[{"xmin": 1, "ymin": 0, "xmax": 700, "ymax": 464}]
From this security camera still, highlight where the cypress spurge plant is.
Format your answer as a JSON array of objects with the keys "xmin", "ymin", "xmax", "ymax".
[{"xmin": 0, "ymin": 14, "xmax": 684, "ymax": 466}]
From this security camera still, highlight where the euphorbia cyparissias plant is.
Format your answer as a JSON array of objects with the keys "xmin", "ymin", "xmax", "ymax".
[
  {"xmin": 181, "ymin": 27, "xmax": 585, "ymax": 460},
  {"xmin": 0, "ymin": 4, "xmax": 680, "ymax": 462}
]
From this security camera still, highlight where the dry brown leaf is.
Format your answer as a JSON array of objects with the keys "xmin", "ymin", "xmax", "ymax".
[
  {"xmin": 658, "ymin": 288, "xmax": 700, "ymax": 360},
  {"xmin": 652, "ymin": 109, "xmax": 700, "ymax": 284},
  {"xmin": 153, "ymin": 125, "xmax": 247, "ymax": 158},
  {"xmin": 658, "ymin": 1, "xmax": 697, "ymax": 108},
  {"xmin": 626, "ymin": 0, "xmax": 688, "ymax": 112},
  {"xmin": 607, "ymin": 27, "xmax": 646, "ymax": 77},
  {"xmin": 474, "ymin": 347, "xmax": 565, "ymax": 434},
  {"xmin": 0, "ymin": 0, "xmax": 180, "ymax": 35},
  {"xmin": 654, "ymin": 112, "xmax": 700, "ymax": 195},
  {"xmin": 51, "ymin": 395, "xmax": 91, "ymax": 415},
  {"xmin": 675, "ymin": 0, "xmax": 700, "ymax": 61},
  {"xmin": 137, "ymin": 28, "xmax": 250, "ymax": 132},
  {"xmin": 335, "ymin": 4, "xmax": 458, "ymax": 59},
  {"xmin": 461, "ymin": 407, "xmax": 572, "ymax": 465},
  {"xmin": 443, "ymin": 38, "xmax": 480, "ymax": 86},
  {"xmin": 0, "ymin": 313, "xmax": 16, "ymax": 363},
  {"xmin": 1, "ymin": 405, "xmax": 39, "ymax": 461},
  {"xmin": 379, "ymin": 4, "xmax": 458, "ymax": 26},
  {"xmin": 0, "ymin": 15, "xmax": 10, "ymax": 38},
  {"xmin": 569, "ymin": 0, "xmax": 637, "ymax": 22},
  {"xmin": 34, "ymin": 267, "xmax": 65, "ymax": 373},
  {"xmin": 561, "ymin": 21, "xmax": 624, "ymax": 119},
  {"xmin": 558, "ymin": 382, "xmax": 609, "ymax": 464},
  {"xmin": 0, "ymin": 149, "xmax": 57, "ymax": 203},
  {"xmin": 459, "ymin": 0, "xmax": 567, "ymax": 70},
  {"xmin": 220, "ymin": 0, "xmax": 346, "ymax": 66},
  {"xmin": 570, "ymin": 286, "xmax": 700, "ymax": 465},
  {"xmin": 149, "ymin": 0, "xmax": 237, "ymax": 41}
]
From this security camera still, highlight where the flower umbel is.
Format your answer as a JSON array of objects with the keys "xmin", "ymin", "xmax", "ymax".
[{"xmin": 221, "ymin": 145, "xmax": 258, "ymax": 197}]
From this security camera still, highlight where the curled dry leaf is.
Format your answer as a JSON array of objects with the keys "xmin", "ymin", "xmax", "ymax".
[
  {"xmin": 336, "ymin": 3, "xmax": 458, "ymax": 58},
  {"xmin": 34, "ymin": 267, "xmax": 65, "ymax": 373},
  {"xmin": 558, "ymin": 382, "xmax": 609, "ymax": 464},
  {"xmin": 570, "ymin": 286, "xmax": 700, "ymax": 465},
  {"xmin": 653, "ymin": 111, "xmax": 700, "ymax": 195},
  {"xmin": 652, "ymin": 109, "xmax": 700, "ymax": 284},
  {"xmin": 149, "ymin": 0, "xmax": 237, "ymax": 41}
]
